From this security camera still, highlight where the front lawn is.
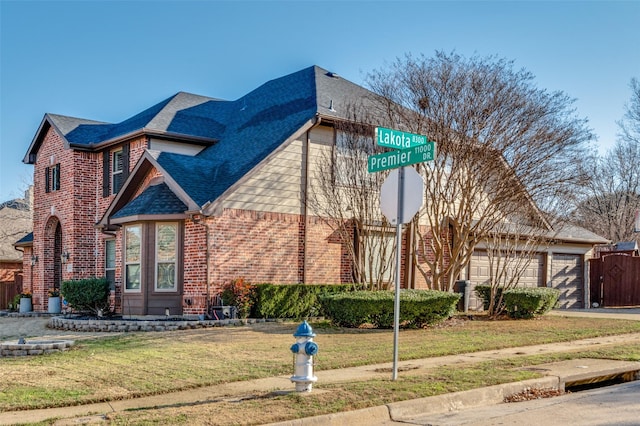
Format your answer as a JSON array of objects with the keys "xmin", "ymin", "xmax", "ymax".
[{"xmin": 2, "ymin": 314, "xmax": 640, "ymax": 424}]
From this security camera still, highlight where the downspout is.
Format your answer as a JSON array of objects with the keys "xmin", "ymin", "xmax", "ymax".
[
  {"xmin": 200, "ymin": 201, "xmax": 212, "ymax": 316},
  {"xmin": 405, "ymin": 221, "xmax": 414, "ymax": 289},
  {"xmin": 302, "ymin": 130, "xmax": 310, "ymax": 284},
  {"xmin": 204, "ymin": 217, "xmax": 210, "ymax": 315}
]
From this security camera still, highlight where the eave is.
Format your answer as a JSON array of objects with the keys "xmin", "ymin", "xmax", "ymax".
[
  {"xmin": 97, "ymin": 151, "xmax": 200, "ymax": 228},
  {"xmin": 110, "ymin": 213, "xmax": 188, "ymax": 225},
  {"xmin": 69, "ymin": 128, "xmax": 218, "ymax": 152}
]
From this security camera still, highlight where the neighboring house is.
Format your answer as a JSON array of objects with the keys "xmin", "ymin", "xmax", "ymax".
[
  {"xmin": 0, "ymin": 188, "xmax": 32, "ymax": 285},
  {"xmin": 16, "ymin": 65, "xmax": 607, "ymax": 315}
]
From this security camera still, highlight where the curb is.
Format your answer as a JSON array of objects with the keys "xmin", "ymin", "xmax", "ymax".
[
  {"xmin": 266, "ymin": 376, "xmax": 559, "ymax": 425},
  {"xmin": 387, "ymin": 376, "xmax": 558, "ymax": 421}
]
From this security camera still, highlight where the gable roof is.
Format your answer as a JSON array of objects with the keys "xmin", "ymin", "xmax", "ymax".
[
  {"xmin": 23, "ymin": 92, "xmax": 221, "ymax": 164},
  {"xmin": 157, "ymin": 66, "xmax": 379, "ymax": 209},
  {"xmin": 102, "ymin": 66, "xmax": 377, "ymax": 221},
  {"xmin": 110, "ymin": 182, "xmax": 187, "ymax": 224}
]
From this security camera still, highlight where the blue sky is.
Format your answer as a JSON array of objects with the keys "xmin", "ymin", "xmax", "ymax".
[{"xmin": 1, "ymin": 0, "xmax": 638, "ymax": 202}]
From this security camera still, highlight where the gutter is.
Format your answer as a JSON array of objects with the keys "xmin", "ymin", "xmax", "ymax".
[{"xmin": 69, "ymin": 129, "xmax": 218, "ymax": 152}]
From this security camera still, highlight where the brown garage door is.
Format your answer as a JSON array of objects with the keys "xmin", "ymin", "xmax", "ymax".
[
  {"xmin": 551, "ymin": 254, "xmax": 583, "ymax": 309},
  {"xmin": 469, "ymin": 251, "xmax": 545, "ymax": 310}
]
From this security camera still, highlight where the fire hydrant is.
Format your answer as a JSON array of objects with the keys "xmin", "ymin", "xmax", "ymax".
[{"xmin": 290, "ymin": 320, "xmax": 318, "ymax": 392}]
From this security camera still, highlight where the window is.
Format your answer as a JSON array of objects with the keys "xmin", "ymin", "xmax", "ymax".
[
  {"xmin": 124, "ymin": 225, "xmax": 141, "ymax": 291},
  {"xmin": 111, "ymin": 149, "xmax": 124, "ymax": 194},
  {"xmin": 334, "ymin": 131, "xmax": 376, "ymax": 187},
  {"xmin": 45, "ymin": 164, "xmax": 61, "ymax": 193},
  {"xmin": 362, "ymin": 230, "xmax": 395, "ymax": 285},
  {"xmin": 105, "ymin": 239, "xmax": 116, "ymax": 291},
  {"xmin": 103, "ymin": 143, "xmax": 129, "ymax": 197},
  {"xmin": 155, "ymin": 223, "xmax": 177, "ymax": 291}
]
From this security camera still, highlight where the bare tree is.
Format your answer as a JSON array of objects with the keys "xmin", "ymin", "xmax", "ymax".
[
  {"xmin": 619, "ymin": 78, "xmax": 640, "ymax": 147},
  {"xmin": 307, "ymin": 107, "xmax": 396, "ymax": 290},
  {"xmin": 569, "ymin": 79, "xmax": 640, "ymax": 243},
  {"xmin": 0, "ymin": 186, "xmax": 33, "ymax": 269},
  {"xmin": 368, "ymin": 51, "xmax": 593, "ymax": 291}
]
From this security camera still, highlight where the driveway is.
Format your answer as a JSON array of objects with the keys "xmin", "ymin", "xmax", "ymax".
[{"xmin": 0, "ymin": 315, "xmax": 117, "ymax": 341}]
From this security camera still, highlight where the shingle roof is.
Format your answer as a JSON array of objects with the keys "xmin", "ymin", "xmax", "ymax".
[
  {"xmin": 614, "ymin": 241, "xmax": 639, "ymax": 251},
  {"xmin": 14, "ymin": 232, "xmax": 33, "ymax": 247},
  {"xmin": 156, "ymin": 66, "xmax": 378, "ymax": 207},
  {"xmin": 551, "ymin": 223, "xmax": 610, "ymax": 244},
  {"xmin": 111, "ymin": 183, "xmax": 187, "ymax": 219},
  {"xmin": 43, "ymin": 66, "xmax": 383, "ymax": 218},
  {"xmin": 63, "ymin": 92, "xmax": 221, "ymax": 145}
]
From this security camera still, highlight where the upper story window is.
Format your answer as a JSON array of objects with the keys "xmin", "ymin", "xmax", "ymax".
[
  {"xmin": 111, "ymin": 149, "xmax": 124, "ymax": 193},
  {"xmin": 45, "ymin": 164, "xmax": 61, "ymax": 193},
  {"xmin": 334, "ymin": 130, "xmax": 376, "ymax": 187},
  {"xmin": 103, "ymin": 143, "xmax": 129, "ymax": 197}
]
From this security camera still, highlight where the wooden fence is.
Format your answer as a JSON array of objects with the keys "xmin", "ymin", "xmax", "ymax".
[
  {"xmin": 590, "ymin": 254, "xmax": 640, "ymax": 307},
  {"xmin": 0, "ymin": 273, "xmax": 22, "ymax": 309}
]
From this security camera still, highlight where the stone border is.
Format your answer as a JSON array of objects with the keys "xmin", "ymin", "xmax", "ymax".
[
  {"xmin": 0, "ymin": 311, "xmax": 59, "ymax": 318},
  {"xmin": 48, "ymin": 316, "xmax": 270, "ymax": 332},
  {"xmin": 0, "ymin": 339, "xmax": 74, "ymax": 357}
]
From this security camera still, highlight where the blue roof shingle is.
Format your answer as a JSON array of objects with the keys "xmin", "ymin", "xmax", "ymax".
[{"xmin": 112, "ymin": 183, "xmax": 187, "ymax": 218}]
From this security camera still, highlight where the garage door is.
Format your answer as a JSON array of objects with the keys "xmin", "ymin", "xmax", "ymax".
[
  {"xmin": 551, "ymin": 254, "xmax": 584, "ymax": 309},
  {"xmin": 469, "ymin": 251, "xmax": 545, "ymax": 310}
]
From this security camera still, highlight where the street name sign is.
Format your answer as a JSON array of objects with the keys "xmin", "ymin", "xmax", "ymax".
[
  {"xmin": 368, "ymin": 142, "xmax": 436, "ymax": 173},
  {"xmin": 376, "ymin": 127, "xmax": 429, "ymax": 150}
]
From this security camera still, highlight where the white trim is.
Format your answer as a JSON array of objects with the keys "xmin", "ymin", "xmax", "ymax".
[
  {"xmin": 154, "ymin": 222, "xmax": 178, "ymax": 292},
  {"xmin": 111, "ymin": 148, "xmax": 124, "ymax": 195},
  {"xmin": 124, "ymin": 224, "xmax": 142, "ymax": 293}
]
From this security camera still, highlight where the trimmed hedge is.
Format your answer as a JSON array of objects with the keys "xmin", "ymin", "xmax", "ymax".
[
  {"xmin": 61, "ymin": 277, "xmax": 110, "ymax": 316},
  {"xmin": 253, "ymin": 284, "xmax": 354, "ymax": 319},
  {"xmin": 503, "ymin": 287, "xmax": 560, "ymax": 319},
  {"xmin": 475, "ymin": 285, "xmax": 506, "ymax": 311},
  {"xmin": 319, "ymin": 290, "xmax": 460, "ymax": 328}
]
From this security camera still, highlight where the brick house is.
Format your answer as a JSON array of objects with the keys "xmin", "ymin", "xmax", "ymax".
[{"xmin": 17, "ymin": 66, "xmax": 607, "ymax": 315}]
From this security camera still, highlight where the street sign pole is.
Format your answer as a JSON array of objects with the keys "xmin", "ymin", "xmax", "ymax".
[
  {"xmin": 392, "ymin": 167, "xmax": 405, "ymax": 381},
  {"xmin": 371, "ymin": 127, "xmax": 435, "ymax": 382}
]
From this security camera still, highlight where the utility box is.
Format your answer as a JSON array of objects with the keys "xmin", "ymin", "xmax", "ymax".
[
  {"xmin": 211, "ymin": 306, "xmax": 237, "ymax": 320},
  {"xmin": 454, "ymin": 280, "xmax": 471, "ymax": 313}
]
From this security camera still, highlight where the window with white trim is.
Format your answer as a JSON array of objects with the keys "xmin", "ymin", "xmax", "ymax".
[
  {"xmin": 334, "ymin": 130, "xmax": 376, "ymax": 187},
  {"xmin": 155, "ymin": 223, "xmax": 177, "ymax": 291},
  {"xmin": 124, "ymin": 224, "xmax": 141, "ymax": 291},
  {"xmin": 111, "ymin": 149, "xmax": 124, "ymax": 194},
  {"xmin": 105, "ymin": 239, "xmax": 116, "ymax": 291}
]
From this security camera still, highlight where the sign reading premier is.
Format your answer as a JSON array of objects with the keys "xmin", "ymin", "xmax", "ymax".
[{"xmin": 368, "ymin": 142, "xmax": 436, "ymax": 173}]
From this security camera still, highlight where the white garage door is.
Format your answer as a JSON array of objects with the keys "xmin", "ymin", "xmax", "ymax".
[
  {"xmin": 469, "ymin": 251, "xmax": 545, "ymax": 310},
  {"xmin": 551, "ymin": 254, "xmax": 584, "ymax": 309}
]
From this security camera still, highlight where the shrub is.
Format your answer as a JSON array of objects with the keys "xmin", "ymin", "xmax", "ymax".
[
  {"xmin": 503, "ymin": 287, "xmax": 560, "ymax": 319},
  {"xmin": 319, "ymin": 290, "xmax": 460, "ymax": 328},
  {"xmin": 61, "ymin": 277, "xmax": 110, "ymax": 316},
  {"xmin": 220, "ymin": 278, "xmax": 256, "ymax": 319},
  {"xmin": 253, "ymin": 284, "xmax": 354, "ymax": 319},
  {"xmin": 475, "ymin": 285, "xmax": 506, "ymax": 312}
]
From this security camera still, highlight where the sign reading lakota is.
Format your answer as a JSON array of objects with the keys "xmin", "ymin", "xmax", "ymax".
[{"xmin": 368, "ymin": 127, "xmax": 436, "ymax": 173}]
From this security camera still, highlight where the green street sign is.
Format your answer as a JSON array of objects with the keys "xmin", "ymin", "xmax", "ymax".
[
  {"xmin": 376, "ymin": 127, "xmax": 429, "ymax": 150},
  {"xmin": 368, "ymin": 141, "xmax": 436, "ymax": 173}
]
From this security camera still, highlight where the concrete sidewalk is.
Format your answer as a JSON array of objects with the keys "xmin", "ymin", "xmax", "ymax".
[{"xmin": 2, "ymin": 331, "xmax": 640, "ymax": 425}]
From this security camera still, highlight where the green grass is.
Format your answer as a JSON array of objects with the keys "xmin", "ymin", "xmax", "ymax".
[{"xmin": 1, "ymin": 314, "xmax": 640, "ymax": 423}]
